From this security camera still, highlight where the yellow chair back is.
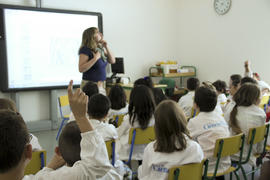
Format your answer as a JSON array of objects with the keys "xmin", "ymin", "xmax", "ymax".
[
  {"xmin": 24, "ymin": 150, "xmax": 46, "ymax": 175},
  {"xmin": 168, "ymin": 160, "xmax": 206, "ymax": 180},
  {"xmin": 128, "ymin": 127, "xmax": 155, "ymax": 145},
  {"xmin": 213, "ymin": 133, "xmax": 245, "ymax": 158},
  {"xmin": 105, "ymin": 139, "xmax": 115, "ymax": 159},
  {"xmin": 247, "ymin": 124, "xmax": 267, "ymax": 145},
  {"xmin": 190, "ymin": 107, "xmax": 199, "ymax": 118},
  {"xmin": 259, "ymin": 94, "xmax": 270, "ymax": 109},
  {"xmin": 113, "ymin": 114, "xmax": 125, "ymax": 127},
  {"xmin": 58, "ymin": 95, "xmax": 69, "ymax": 107}
]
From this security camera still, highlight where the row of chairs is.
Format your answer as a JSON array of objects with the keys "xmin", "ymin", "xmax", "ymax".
[
  {"xmin": 53, "ymin": 95, "xmax": 270, "ymax": 179},
  {"xmin": 105, "ymin": 124, "xmax": 269, "ymax": 180},
  {"xmin": 24, "ymin": 122, "xmax": 269, "ymax": 180},
  {"xmin": 169, "ymin": 123, "xmax": 270, "ymax": 180}
]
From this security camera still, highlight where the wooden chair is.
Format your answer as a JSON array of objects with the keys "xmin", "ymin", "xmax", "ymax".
[{"xmin": 24, "ymin": 150, "xmax": 46, "ymax": 175}]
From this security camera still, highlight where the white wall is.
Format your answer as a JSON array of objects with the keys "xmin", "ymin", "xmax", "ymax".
[
  {"xmin": 176, "ymin": 0, "xmax": 270, "ymax": 83},
  {"xmin": 0, "ymin": 0, "xmax": 179, "ymax": 122},
  {"xmin": 1, "ymin": 0, "xmax": 270, "ymax": 123}
]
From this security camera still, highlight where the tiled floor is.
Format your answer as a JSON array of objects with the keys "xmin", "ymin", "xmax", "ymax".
[{"xmin": 33, "ymin": 130, "xmax": 261, "ymax": 180}]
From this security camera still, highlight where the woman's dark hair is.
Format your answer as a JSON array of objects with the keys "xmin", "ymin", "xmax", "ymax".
[
  {"xmin": 229, "ymin": 83, "xmax": 261, "ymax": 134},
  {"xmin": 154, "ymin": 100, "xmax": 190, "ymax": 153},
  {"xmin": 134, "ymin": 77, "xmax": 154, "ymax": 89},
  {"xmin": 213, "ymin": 80, "xmax": 227, "ymax": 93},
  {"xmin": 152, "ymin": 88, "xmax": 167, "ymax": 105},
  {"xmin": 230, "ymin": 74, "xmax": 242, "ymax": 87},
  {"xmin": 187, "ymin": 78, "xmax": 200, "ymax": 91},
  {"xmin": 82, "ymin": 81, "xmax": 99, "ymax": 98},
  {"xmin": 129, "ymin": 85, "xmax": 156, "ymax": 130},
  {"xmin": 108, "ymin": 85, "xmax": 126, "ymax": 110},
  {"xmin": 194, "ymin": 86, "xmax": 217, "ymax": 112},
  {"xmin": 240, "ymin": 77, "xmax": 258, "ymax": 86}
]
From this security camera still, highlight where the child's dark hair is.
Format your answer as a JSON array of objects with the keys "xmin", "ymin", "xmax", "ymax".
[
  {"xmin": 152, "ymin": 88, "xmax": 167, "ymax": 105},
  {"xmin": 129, "ymin": 85, "xmax": 156, "ymax": 130},
  {"xmin": 134, "ymin": 77, "xmax": 154, "ymax": 89},
  {"xmin": 154, "ymin": 100, "xmax": 190, "ymax": 153},
  {"xmin": 230, "ymin": 74, "xmax": 242, "ymax": 87},
  {"xmin": 59, "ymin": 122, "xmax": 81, "ymax": 167},
  {"xmin": 0, "ymin": 110, "xmax": 30, "ymax": 173},
  {"xmin": 108, "ymin": 85, "xmax": 126, "ymax": 110},
  {"xmin": 194, "ymin": 86, "xmax": 217, "ymax": 112},
  {"xmin": 82, "ymin": 81, "xmax": 99, "ymax": 98},
  {"xmin": 213, "ymin": 80, "xmax": 227, "ymax": 93},
  {"xmin": 240, "ymin": 77, "xmax": 258, "ymax": 86},
  {"xmin": 187, "ymin": 78, "xmax": 200, "ymax": 91},
  {"xmin": 229, "ymin": 83, "xmax": 260, "ymax": 134},
  {"xmin": 88, "ymin": 94, "xmax": 111, "ymax": 119},
  {"xmin": 0, "ymin": 98, "xmax": 17, "ymax": 112}
]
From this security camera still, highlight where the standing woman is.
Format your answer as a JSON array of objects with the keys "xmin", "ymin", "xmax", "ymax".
[{"xmin": 78, "ymin": 27, "xmax": 115, "ymax": 89}]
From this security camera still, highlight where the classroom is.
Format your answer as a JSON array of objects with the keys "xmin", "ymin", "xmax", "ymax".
[{"xmin": 0, "ymin": 0, "xmax": 270, "ymax": 180}]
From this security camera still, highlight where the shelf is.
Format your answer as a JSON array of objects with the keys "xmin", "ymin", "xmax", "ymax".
[{"xmin": 150, "ymin": 72, "xmax": 195, "ymax": 78}]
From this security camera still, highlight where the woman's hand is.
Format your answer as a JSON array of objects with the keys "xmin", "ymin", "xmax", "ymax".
[
  {"xmin": 94, "ymin": 51, "xmax": 101, "ymax": 60},
  {"xmin": 100, "ymin": 40, "xmax": 107, "ymax": 48}
]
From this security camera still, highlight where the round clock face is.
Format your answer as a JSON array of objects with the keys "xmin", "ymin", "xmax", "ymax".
[{"xmin": 214, "ymin": 0, "xmax": 231, "ymax": 15}]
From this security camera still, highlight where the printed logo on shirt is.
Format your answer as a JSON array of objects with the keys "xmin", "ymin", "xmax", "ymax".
[
  {"xmin": 203, "ymin": 121, "xmax": 228, "ymax": 130},
  {"xmin": 152, "ymin": 164, "xmax": 169, "ymax": 173}
]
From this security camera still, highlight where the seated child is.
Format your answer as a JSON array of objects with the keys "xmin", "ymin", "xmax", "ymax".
[
  {"xmin": 213, "ymin": 80, "xmax": 227, "ymax": 111},
  {"xmin": 16, "ymin": 80, "xmax": 119, "ymax": 179},
  {"xmin": 87, "ymin": 93, "xmax": 118, "ymax": 141},
  {"xmin": 202, "ymin": 81, "xmax": 223, "ymax": 116},
  {"xmin": 116, "ymin": 85, "xmax": 155, "ymax": 161},
  {"xmin": 0, "ymin": 98, "xmax": 42, "ymax": 151},
  {"xmin": 134, "ymin": 76, "xmax": 154, "ymax": 89},
  {"xmin": 244, "ymin": 60, "xmax": 270, "ymax": 92},
  {"xmin": 69, "ymin": 81, "xmax": 99, "ymax": 121},
  {"xmin": 224, "ymin": 74, "xmax": 242, "ymax": 120},
  {"xmin": 152, "ymin": 88, "xmax": 167, "ymax": 105},
  {"xmin": 187, "ymin": 86, "xmax": 231, "ymax": 177},
  {"xmin": 138, "ymin": 100, "xmax": 204, "ymax": 180},
  {"xmin": 107, "ymin": 85, "xmax": 128, "ymax": 121},
  {"xmin": 224, "ymin": 83, "xmax": 266, "ymax": 165},
  {"xmin": 178, "ymin": 77, "xmax": 200, "ymax": 118}
]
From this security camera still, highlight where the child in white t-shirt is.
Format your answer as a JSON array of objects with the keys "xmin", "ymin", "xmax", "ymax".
[
  {"xmin": 107, "ymin": 85, "xmax": 128, "ymax": 123},
  {"xmin": 138, "ymin": 100, "xmax": 203, "ymax": 180},
  {"xmin": 187, "ymin": 86, "xmax": 231, "ymax": 179},
  {"xmin": 178, "ymin": 78, "xmax": 200, "ymax": 118},
  {"xmin": 116, "ymin": 85, "xmax": 156, "ymax": 161},
  {"xmin": 224, "ymin": 83, "xmax": 266, "ymax": 166}
]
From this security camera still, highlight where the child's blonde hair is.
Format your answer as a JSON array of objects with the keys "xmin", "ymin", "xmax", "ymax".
[{"xmin": 0, "ymin": 98, "xmax": 17, "ymax": 112}]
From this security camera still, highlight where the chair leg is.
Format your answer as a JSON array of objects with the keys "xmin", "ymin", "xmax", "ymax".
[
  {"xmin": 233, "ymin": 171, "xmax": 240, "ymax": 180},
  {"xmin": 56, "ymin": 119, "xmax": 66, "ymax": 140},
  {"xmin": 240, "ymin": 165, "xmax": 248, "ymax": 180},
  {"xmin": 251, "ymin": 166, "xmax": 255, "ymax": 180}
]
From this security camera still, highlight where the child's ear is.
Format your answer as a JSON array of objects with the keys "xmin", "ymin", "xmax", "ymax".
[
  {"xmin": 25, "ymin": 144, "xmax": 32, "ymax": 161},
  {"xmin": 55, "ymin": 147, "xmax": 62, "ymax": 157},
  {"xmin": 193, "ymin": 102, "xmax": 200, "ymax": 111}
]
